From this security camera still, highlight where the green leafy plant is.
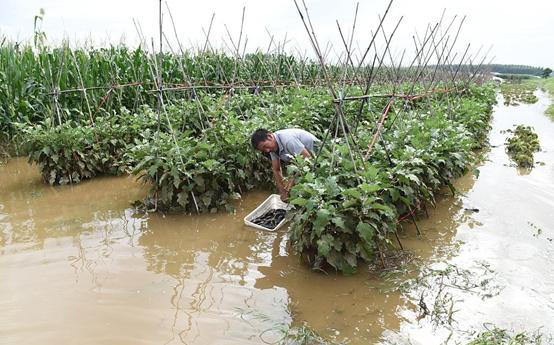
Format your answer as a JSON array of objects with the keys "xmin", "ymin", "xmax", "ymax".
[
  {"xmin": 20, "ymin": 107, "xmax": 159, "ymax": 184},
  {"xmin": 286, "ymin": 84, "xmax": 496, "ymax": 274},
  {"xmin": 505, "ymin": 125, "xmax": 540, "ymax": 168}
]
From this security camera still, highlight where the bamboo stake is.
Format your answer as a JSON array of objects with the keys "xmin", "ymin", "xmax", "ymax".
[
  {"xmin": 69, "ymin": 50, "xmax": 94, "ymax": 126},
  {"xmin": 164, "ymin": 2, "xmax": 209, "ymax": 132},
  {"xmin": 293, "ymin": 0, "xmax": 362, "ymax": 176}
]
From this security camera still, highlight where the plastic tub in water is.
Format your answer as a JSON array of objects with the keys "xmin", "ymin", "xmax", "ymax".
[{"xmin": 243, "ymin": 194, "xmax": 290, "ymax": 231}]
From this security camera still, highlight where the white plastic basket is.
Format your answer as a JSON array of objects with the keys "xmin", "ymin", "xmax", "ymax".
[{"xmin": 244, "ymin": 194, "xmax": 291, "ymax": 231}]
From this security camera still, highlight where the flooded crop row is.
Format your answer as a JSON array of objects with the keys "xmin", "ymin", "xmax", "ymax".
[{"xmin": 1, "ymin": 91, "xmax": 553, "ymax": 344}]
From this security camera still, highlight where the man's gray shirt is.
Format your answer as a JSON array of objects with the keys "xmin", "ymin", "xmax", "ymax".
[{"xmin": 269, "ymin": 129, "xmax": 320, "ymax": 162}]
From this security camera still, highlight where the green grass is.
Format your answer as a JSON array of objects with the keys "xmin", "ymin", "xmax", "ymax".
[
  {"xmin": 521, "ymin": 78, "xmax": 554, "ymax": 118},
  {"xmin": 540, "ymin": 78, "xmax": 554, "ymax": 118}
]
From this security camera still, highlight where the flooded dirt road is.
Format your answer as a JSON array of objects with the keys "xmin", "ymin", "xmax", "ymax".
[{"xmin": 1, "ymin": 90, "xmax": 553, "ymax": 344}]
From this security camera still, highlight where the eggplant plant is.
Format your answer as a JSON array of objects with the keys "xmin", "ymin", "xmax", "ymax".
[{"xmin": 286, "ymin": 85, "xmax": 496, "ymax": 273}]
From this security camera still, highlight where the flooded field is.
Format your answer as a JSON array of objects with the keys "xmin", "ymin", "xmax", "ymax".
[{"xmin": 1, "ymin": 91, "xmax": 553, "ymax": 344}]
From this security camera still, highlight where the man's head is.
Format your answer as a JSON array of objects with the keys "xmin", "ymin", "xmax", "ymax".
[{"xmin": 251, "ymin": 128, "xmax": 278, "ymax": 154}]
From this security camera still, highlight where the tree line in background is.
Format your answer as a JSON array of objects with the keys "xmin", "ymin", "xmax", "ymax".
[{"xmin": 488, "ymin": 64, "xmax": 552, "ymax": 78}]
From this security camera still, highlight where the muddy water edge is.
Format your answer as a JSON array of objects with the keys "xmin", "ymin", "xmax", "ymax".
[{"xmin": 1, "ymin": 90, "xmax": 553, "ymax": 345}]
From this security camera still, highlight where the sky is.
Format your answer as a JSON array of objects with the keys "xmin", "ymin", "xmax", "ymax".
[{"xmin": 0, "ymin": 0, "xmax": 552, "ymax": 68}]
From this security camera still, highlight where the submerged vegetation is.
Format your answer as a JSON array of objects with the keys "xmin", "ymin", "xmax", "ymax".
[
  {"xmin": 467, "ymin": 327, "xmax": 551, "ymax": 345},
  {"xmin": 499, "ymin": 81, "xmax": 538, "ymax": 106},
  {"xmin": 237, "ymin": 308, "xmax": 333, "ymax": 345},
  {"xmin": 263, "ymin": 322, "xmax": 332, "ymax": 345},
  {"xmin": 505, "ymin": 125, "xmax": 541, "ymax": 168},
  {"xmin": 506, "ymin": 77, "xmax": 554, "ymax": 117}
]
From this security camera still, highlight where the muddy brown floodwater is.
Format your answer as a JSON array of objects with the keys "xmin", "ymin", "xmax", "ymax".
[{"xmin": 1, "ymin": 90, "xmax": 554, "ymax": 345}]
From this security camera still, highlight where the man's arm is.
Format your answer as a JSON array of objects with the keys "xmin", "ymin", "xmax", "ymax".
[
  {"xmin": 283, "ymin": 148, "xmax": 311, "ymax": 192},
  {"xmin": 300, "ymin": 148, "xmax": 311, "ymax": 158},
  {"xmin": 271, "ymin": 159, "xmax": 288, "ymax": 198},
  {"xmin": 273, "ymin": 145, "xmax": 312, "ymax": 201}
]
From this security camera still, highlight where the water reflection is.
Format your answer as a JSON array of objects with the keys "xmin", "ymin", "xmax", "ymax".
[
  {"xmin": 384, "ymin": 89, "xmax": 554, "ymax": 343},
  {"xmin": 136, "ymin": 203, "xmax": 294, "ymax": 344},
  {"xmin": 250, "ymin": 170, "xmax": 478, "ymax": 343},
  {"xmin": 0, "ymin": 159, "xmax": 147, "ymax": 248},
  {"xmin": 0, "ymin": 156, "xmax": 479, "ymax": 344}
]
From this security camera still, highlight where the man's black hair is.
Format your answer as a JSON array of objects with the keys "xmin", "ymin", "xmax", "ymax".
[{"xmin": 251, "ymin": 128, "xmax": 271, "ymax": 149}]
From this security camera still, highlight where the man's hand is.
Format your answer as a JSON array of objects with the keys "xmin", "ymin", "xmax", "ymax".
[
  {"xmin": 279, "ymin": 189, "xmax": 289, "ymax": 202},
  {"xmin": 300, "ymin": 148, "xmax": 312, "ymax": 159}
]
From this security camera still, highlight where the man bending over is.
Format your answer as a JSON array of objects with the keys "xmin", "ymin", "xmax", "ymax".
[{"xmin": 251, "ymin": 128, "xmax": 320, "ymax": 201}]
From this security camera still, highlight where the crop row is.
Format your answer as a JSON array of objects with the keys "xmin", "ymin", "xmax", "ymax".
[
  {"xmin": 20, "ymin": 87, "xmax": 350, "ymax": 198},
  {"xmin": 287, "ymin": 84, "xmax": 496, "ymax": 273},
  {"xmin": 20, "ymin": 83, "xmax": 496, "ymax": 272}
]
